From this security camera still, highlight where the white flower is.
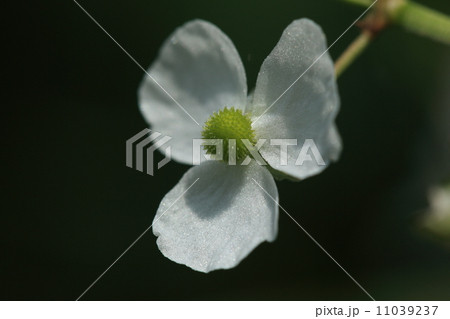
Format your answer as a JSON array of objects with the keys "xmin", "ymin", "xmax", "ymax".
[
  {"xmin": 422, "ymin": 186, "xmax": 450, "ymax": 240},
  {"xmin": 138, "ymin": 19, "xmax": 341, "ymax": 272}
]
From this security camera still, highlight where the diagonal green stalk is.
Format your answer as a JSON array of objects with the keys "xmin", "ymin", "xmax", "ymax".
[
  {"xmin": 393, "ymin": 1, "xmax": 450, "ymax": 45},
  {"xmin": 335, "ymin": 0, "xmax": 450, "ymax": 77},
  {"xmin": 340, "ymin": 0, "xmax": 450, "ymax": 45},
  {"xmin": 340, "ymin": 0, "xmax": 373, "ymax": 7},
  {"xmin": 335, "ymin": 31, "xmax": 372, "ymax": 78}
]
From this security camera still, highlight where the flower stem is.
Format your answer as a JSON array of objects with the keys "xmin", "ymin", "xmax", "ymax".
[
  {"xmin": 335, "ymin": 0, "xmax": 450, "ymax": 77},
  {"xmin": 340, "ymin": 0, "xmax": 450, "ymax": 45},
  {"xmin": 394, "ymin": 1, "xmax": 450, "ymax": 45},
  {"xmin": 335, "ymin": 31, "xmax": 372, "ymax": 78},
  {"xmin": 340, "ymin": 0, "xmax": 373, "ymax": 7}
]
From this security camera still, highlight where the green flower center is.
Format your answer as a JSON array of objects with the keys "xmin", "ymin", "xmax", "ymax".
[{"xmin": 201, "ymin": 107, "xmax": 256, "ymax": 161}]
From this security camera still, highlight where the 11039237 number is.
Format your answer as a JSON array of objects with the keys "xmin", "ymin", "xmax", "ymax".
[{"xmin": 376, "ymin": 306, "xmax": 438, "ymax": 316}]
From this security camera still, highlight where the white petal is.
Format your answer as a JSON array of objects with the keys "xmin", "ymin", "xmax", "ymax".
[
  {"xmin": 247, "ymin": 19, "xmax": 341, "ymax": 180},
  {"xmin": 138, "ymin": 20, "xmax": 247, "ymax": 164},
  {"xmin": 152, "ymin": 160, "xmax": 278, "ymax": 272}
]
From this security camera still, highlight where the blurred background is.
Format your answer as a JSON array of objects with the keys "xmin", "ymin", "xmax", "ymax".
[{"xmin": 3, "ymin": 0, "xmax": 450, "ymax": 300}]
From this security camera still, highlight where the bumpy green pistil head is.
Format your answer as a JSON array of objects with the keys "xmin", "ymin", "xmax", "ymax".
[{"xmin": 202, "ymin": 107, "xmax": 256, "ymax": 161}]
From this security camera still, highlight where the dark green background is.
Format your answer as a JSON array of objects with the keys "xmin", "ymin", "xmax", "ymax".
[{"xmin": 3, "ymin": 0, "xmax": 450, "ymax": 300}]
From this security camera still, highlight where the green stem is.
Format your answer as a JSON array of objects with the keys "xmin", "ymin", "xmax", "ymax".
[
  {"xmin": 341, "ymin": 0, "xmax": 450, "ymax": 45},
  {"xmin": 394, "ymin": 1, "xmax": 450, "ymax": 45},
  {"xmin": 335, "ymin": 0, "xmax": 450, "ymax": 76},
  {"xmin": 339, "ymin": 0, "xmax": 373, "ymax": 7},
  {"xmin": 335, "ymin": 31, "xmax": 372, "ymax": 78}
]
